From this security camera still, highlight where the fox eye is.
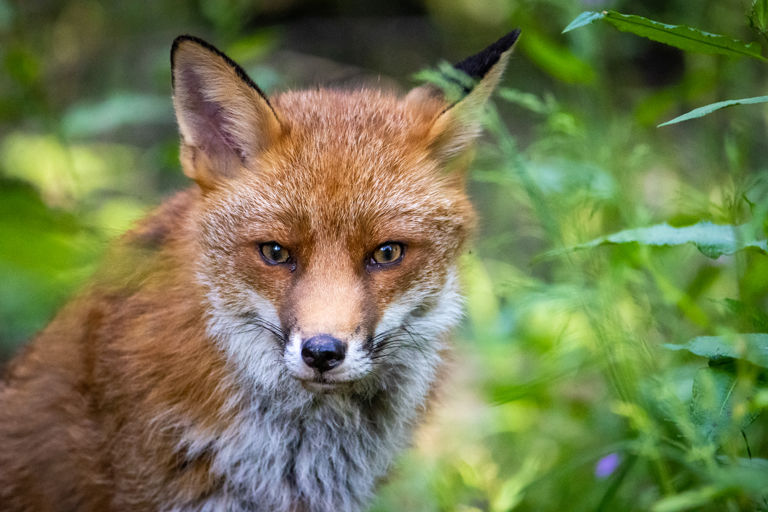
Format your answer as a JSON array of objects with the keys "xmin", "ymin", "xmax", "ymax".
[
  {"xmin": 259, "ymin": 242, "xmax": 291, "ymax": 265},
  {"xmin": 370, "ymin": 242, "xmax": 404, "ymax": 267}
]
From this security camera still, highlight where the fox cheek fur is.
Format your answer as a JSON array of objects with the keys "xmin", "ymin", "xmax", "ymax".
[{"xmin": 0, "ymin": 30, "xmax": 520, "ymax": 512}]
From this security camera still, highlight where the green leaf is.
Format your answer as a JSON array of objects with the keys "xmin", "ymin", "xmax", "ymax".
[
  {"xmin": 546, "ymin": 222, "xmax": 768, "ymax": 259},
  {"xmin": 563, "ymin": 10, "xmax": 766, "ymax": 60},
  {"xmin": 689, "ymin": 368, "xmax": 758, "ymax": 443},
  {"xmin": 651, "ymin": 486, "xmax": 723, "ymax": 512},
  {"xmin": 562, "ymin": 11, "xmax": 604, "ymax": 33},
  {"xmin": 664, "ymin": 333, "xmax": 768, "ymax": 369},
  {"xmin": 749, "ymin": 0, "xmax": 768, "ymax": 33},
  {"xmin": 658, "ymin": 96, "xmax": 768, "ymax": 126}
]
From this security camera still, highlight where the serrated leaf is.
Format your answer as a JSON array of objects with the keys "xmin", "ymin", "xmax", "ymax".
[
  {"xmin": 665, "ymin": 333, "xmax": 768, "ymax": 369},
  {"xmin": 659, "ymin": 96, "xmax": 768, "ymax": 126},
  {"xmin": 546, "ymin": 222, "xmax": 768, "ymax": 259},
  {"xmin": 563, "ymin": 10, "xmax": 766, "ymax": 60}
]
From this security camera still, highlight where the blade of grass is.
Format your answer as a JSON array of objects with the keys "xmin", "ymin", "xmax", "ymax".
[{"xmin": 659, "ymin": 95, "xmax": 768, "ymax": 126}]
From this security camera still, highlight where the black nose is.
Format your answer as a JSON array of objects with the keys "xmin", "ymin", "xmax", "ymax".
[{"xmin": 301, "ymin": 335, "xmax": 345, "ymax": 373}]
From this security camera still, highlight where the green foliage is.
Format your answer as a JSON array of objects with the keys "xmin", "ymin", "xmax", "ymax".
[
  {"xmin": 565, "ymin": 8, "xmax": 768, "ymax": 127},
  {"xmin": 0, "ymin": 179, "xmax": 100, "ymax": 349},
  {"xmin": 564, "ymin": 10, "xmax": 766, "ymax": 61}
]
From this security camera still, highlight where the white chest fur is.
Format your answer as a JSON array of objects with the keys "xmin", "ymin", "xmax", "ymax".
[{"xmin": 171, "ymin": 371, "xmax": 433, "ymax": 512}]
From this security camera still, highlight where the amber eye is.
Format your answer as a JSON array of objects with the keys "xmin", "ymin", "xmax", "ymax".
[
  {"xmin": 259, "ymin": 242, "xmax": 291, "ymax": 265},
  {"xmin": 370, "ymin": 242, "xmax": 404, "ymax": 267}
]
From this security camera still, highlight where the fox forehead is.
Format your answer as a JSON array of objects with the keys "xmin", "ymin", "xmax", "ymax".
[
  {"xmin": 264, "ymin": 88, "xmax": 444, "ymax": 197},
  {"xmin": 201, "ymin": 88, "xmax": 472, "ymax": 246},
  {"xmin": 272, "ymin": 88, "xmax": 437, "ymax": 147}
]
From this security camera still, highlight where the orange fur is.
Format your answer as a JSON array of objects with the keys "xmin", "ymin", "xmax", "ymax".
[{"xmin": 0, "ymin": 32, "xmax": 518, "ymax": 511}]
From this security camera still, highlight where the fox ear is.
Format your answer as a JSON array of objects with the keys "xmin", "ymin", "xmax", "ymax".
[
  {"xmin": 171, "ymin": 35, "xmax": 282, "ymax": 189},
  {"xmin": 411, "ymin": 29, "xmax": 520, "ymax": 162}
]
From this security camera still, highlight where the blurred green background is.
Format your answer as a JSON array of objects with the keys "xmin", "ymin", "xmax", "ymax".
[{"xmin": 2, "ymin": 0, "xmax": 768, "ymax": 510}]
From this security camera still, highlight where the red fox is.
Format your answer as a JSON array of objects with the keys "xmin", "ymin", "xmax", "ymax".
[{"xmin": 0, "ymin": 30, "xmax": 519, "ymax": 511}]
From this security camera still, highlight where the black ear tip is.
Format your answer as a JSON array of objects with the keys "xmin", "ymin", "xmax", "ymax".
[
  {"xmin": 170, "ymin": 35, "xmax": 237, "ymax": 88},
  {"xmin": 169, "ymin": 34, "xmax": 274, "ymax": 108},
  {"xmin": 172, "ymin": 34, "xmax": 200, "ymax": 50},
  {"xmin": 495, "ymin": 28, "xmax": 522, "ymax": 53},
  {"xmin": 453, "ymin": 28, "xmax": 522, "ymax": 80}
]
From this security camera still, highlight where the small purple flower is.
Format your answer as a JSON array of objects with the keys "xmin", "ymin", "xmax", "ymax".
[{"xmin": 595, "ymin": 453, "xmax": 621, "ymax": 479}]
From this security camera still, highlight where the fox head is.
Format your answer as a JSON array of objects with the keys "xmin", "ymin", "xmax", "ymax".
[{"xmin": 170, "ymin": 32, "xmax": 519, "ymax": 395}]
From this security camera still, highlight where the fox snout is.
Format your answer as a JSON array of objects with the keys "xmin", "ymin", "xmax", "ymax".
[{"xmin": 281, "ymin": 264, "xmax": 376, "ymax": 387}]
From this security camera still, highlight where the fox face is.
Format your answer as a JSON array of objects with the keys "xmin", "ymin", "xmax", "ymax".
[
  {"xmin": 171, "ymin": 35, "xmax": 518, "ymax": 397},
  {"xmin": 193, "ymin": 93, "xmax": 475, "ymax": 393}
]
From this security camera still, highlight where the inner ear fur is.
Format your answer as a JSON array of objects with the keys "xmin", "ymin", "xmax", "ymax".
[
  {"xmin": 171, "ymin": 35, "xmax": 282, "ymax": 189},
  {"xmin": 410, "ymin": 29, "xmax": 521, "ymax": 162}
]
